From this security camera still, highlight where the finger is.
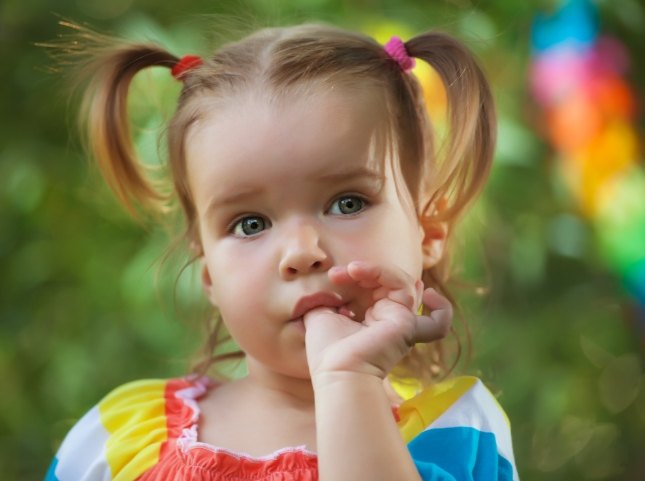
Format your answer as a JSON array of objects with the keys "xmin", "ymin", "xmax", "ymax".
[
  {"xmin": 413, "ymin": 312, "xmax": 451, "ymax": 343},
  {"xmin": 330, "ymin": 261, "xmax": 415, "ymax": 290},
  {"xmin": 346, "ymin": 261, "xmax": 411, "ymax": 290},
  {"xmin": 373, "ymin": 280, "xmax": 422, "ymax": 308},
  {"xmin": 328, "ymin": 262, "xmax": 381, "ymax": 288},
  {"xmin": 329, "ymin": 262, "xmax": 418, "ymax": 310},
  {"xmin": 329, "ymin": 262, "xmax": 394, "ymax": 291},
  {"xmin": 422, "ymin": 288, "xmax": 452, "ymax": 313},
  {"xmin": 328, "ymin": 265, "xmax": 354, "ymax": 284},
  {"xmin": 413, "ymin": 288, "xmax": 453, "ymax": 343},
  {"xmin": 352, "ymin": 263, "xmax": 419, "ymax": 310}
]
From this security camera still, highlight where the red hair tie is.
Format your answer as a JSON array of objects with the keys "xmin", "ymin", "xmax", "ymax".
[
  {"xmin": 384, "ymin": 36, "xmax": 415, "ymax": 72},
  {"xmin": 171, "ymin": 55, "xmax": 203, "ymax": 80}
]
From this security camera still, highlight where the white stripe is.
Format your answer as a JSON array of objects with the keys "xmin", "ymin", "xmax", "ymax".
[
  {"xmin": 426, "ymin": 380, "xmax": 519, "ymax": 480},
  {"xmin": 54, "ymin": 406, "xmax": 112, "ymax": 481}
]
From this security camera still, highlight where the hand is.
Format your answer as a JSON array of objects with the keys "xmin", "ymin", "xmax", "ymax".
[{"xmin": 303, "ymin": 261, "xmax": 452, "ymax": 379}]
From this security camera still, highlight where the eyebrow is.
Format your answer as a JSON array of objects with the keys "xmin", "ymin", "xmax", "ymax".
[
  {"xmin": 205, "ymin": 187, "xmax": 264, "ymax": 217},
  {"xmin": 205, "ymin": 166, "xmax": 385, "ymax": 217},
  {"xmin": 316, "ymin": 166, "xmax": 385, "ymax": 184}
]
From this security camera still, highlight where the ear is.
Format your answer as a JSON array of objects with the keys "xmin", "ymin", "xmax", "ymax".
[
  {"xmin": 200, "ymin": 260, "xmax": 219, "ymax": 306},
  {"xmin": 420, "ymin": 217, "xmax": 448, "ymax": 269}
]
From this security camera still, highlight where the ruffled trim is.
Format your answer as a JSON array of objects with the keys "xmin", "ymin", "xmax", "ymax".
[
  {"xmin": 177, "ymin": 423, "xmax": 317, "ymax": 460},
  {"xmin": 135, "ymin": 376, "xmax": 319, "ymax": 480},
  {"xmin": 173, "ymin": 376, "xmax": 317, "ymax": 459},
  {"xmin": 176, "ymin": 376, "xmax": 210, "ymax": 423}
]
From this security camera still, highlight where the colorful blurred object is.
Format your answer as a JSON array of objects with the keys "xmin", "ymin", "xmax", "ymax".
[{"xmin": 530, "ymin": 0, "xmax": 645, "ymax": 325}]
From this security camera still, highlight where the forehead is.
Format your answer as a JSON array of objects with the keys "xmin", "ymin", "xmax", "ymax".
[{"xmin": 185, "ymin": 86, "xmax": 388, "ymax": 204}]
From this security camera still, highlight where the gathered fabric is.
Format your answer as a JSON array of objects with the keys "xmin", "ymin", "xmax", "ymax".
[{"xmin": 46, "ymin": 376, "xmax": 519, "ymax": 481}]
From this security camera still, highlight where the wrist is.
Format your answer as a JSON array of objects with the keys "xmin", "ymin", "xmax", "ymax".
[
  {"xmin": 308, "ymin": 353, "xmax": 389, "ymax": 382},
  {"xmin": 311, "ymin": 370, "xmax": 384, "ymax": 392}
]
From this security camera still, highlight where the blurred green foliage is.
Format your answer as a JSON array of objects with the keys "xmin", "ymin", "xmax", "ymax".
[{"xmin": 1, "ymin": 0, "xmax": 643, "ymax": 480}]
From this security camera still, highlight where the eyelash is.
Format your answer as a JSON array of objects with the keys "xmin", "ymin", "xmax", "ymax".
[
  {"xmin": 327, "ymin": 194, "xmax": 369, "ymax": 216},
  {"xmin": 227, "ymin": 194, "xmax": 370, "ymax": 238}
]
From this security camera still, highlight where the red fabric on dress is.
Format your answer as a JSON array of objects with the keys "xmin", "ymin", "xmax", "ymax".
[
  {"xmin": 139, "ymin": 447, "xmax": 318, "ymax": 481},
  {"xmin": 137, "ymin": 379, "xmax": 319, "ymax": 481}
]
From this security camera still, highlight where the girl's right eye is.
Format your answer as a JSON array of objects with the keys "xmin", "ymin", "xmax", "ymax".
[{"xmin": 231, "ymin": 216, "xmax": 269, "ymax": 237}]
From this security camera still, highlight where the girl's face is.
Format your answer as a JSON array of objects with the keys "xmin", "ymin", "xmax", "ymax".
[{"xmin": 186, "ymin": 87, "xmax": 428, "ymax": 380}]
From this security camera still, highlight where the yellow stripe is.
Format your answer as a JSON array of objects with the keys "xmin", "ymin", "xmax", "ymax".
[
  {"xmin": 396, "ymin": 376, "xmax": 478, "ymax": 442},
  {"xmin": 389, "ymin": 377, "xmax": 423, "ymax": 401},
  {"xmin": 98, "ymin": 379, "xmax": 168, "ymax": 479}
]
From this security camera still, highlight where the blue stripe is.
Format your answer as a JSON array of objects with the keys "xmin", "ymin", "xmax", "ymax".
[
  {"xmin": 408, "ymin": 427, "xmax": 515, "ymax": 481},
  {"xmin": 44, "ymin": 457, "xmax": 59, "ymax": 481}
]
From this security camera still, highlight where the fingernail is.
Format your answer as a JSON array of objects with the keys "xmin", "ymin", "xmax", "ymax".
[
  {"xmin": 350, "ymin": 260, "xmax": 368, "ymax": 268},
  {"xmin": 338, "ymin": 306, "xmax": 356, "ymax": 319}
]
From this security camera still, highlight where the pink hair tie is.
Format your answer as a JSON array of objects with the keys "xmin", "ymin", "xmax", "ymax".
[
  {"xmin": 384, "ymin": 36, "xmax": 415, "ymax": 72},
  {"xmin": 171, "ymin": 55, "xmax": 203, "ymax": 80}
]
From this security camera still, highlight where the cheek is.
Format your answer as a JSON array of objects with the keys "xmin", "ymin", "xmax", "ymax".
[
  {"xmin": 206, "ymin": 244, "xmax": 272, "ymax": 305},
  {"xmin": 208, "ymin": 239, "xmax": 270, "ymax": 273},
  {"xmin": 210, "ymin": 271, "xmax": 268, "ymax": 336}
]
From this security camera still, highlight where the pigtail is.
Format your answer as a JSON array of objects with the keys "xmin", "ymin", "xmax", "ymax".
[
  {"xmin": 394, "ymin": 34, "xmax": 495, "ymax": 383},
  {"xmin": 406, "ymin": 33, "xmax": 496, "ymax": 223},
  {"xmin": 55, "ymin": 22, "xmax": 180, "ymax": 216}
]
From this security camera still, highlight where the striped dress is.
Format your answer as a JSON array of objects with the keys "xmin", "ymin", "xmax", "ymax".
[{"xmin": 46, "ymin": 376, "xmax": 519, "ymax": 480}]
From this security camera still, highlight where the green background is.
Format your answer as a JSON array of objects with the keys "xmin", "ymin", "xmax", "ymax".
[{"xmin": 1, "ymin": 0, "xmax": 643, "ymax": 479}]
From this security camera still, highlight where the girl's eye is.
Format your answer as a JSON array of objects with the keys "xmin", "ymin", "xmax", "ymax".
[
  {"xmin": 329, "ymin": 195, "xmax": 366, "ymax": 215},
  {"xmin": 232, "ymin": 216, "xmax": 268, "ymax": 237}
]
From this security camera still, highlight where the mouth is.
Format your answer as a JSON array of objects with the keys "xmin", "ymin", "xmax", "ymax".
[{"xmin": 291, "ymin": 292, "xmax": 346, "ymax": 321}]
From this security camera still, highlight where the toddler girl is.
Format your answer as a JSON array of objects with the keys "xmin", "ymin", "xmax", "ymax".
[{"xmin": 46, "ymin": 21, "xmax": 518, "ymax": 481}]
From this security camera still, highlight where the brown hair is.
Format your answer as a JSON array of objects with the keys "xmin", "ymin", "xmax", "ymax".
[{"xmin": 55, "ymin": 21, "xmax": 495, "ymax": 386}]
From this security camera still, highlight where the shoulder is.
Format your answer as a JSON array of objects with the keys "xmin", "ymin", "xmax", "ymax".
[
  {"xmin": 397, "ymin": 376, "xmax": 519, "ymax": 481},
  {"xmin": 46, "ymin": 377, "xmax": 211, "ymax": 481}
]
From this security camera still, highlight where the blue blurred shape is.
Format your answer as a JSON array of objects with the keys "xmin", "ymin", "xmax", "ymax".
[{"xmin": 531, "ymin": 0, "xmax": 598, "ymax": 52}]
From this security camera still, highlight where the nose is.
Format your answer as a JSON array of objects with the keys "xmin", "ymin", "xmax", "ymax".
[{"xmin": 279, "ymin": 222, "xmax": 332, "ymax": 279}]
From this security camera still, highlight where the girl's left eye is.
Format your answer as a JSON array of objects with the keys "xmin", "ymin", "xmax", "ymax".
[{"xmin": 328, "ymin": 195, "xmax": 366, "ymax": 215}]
